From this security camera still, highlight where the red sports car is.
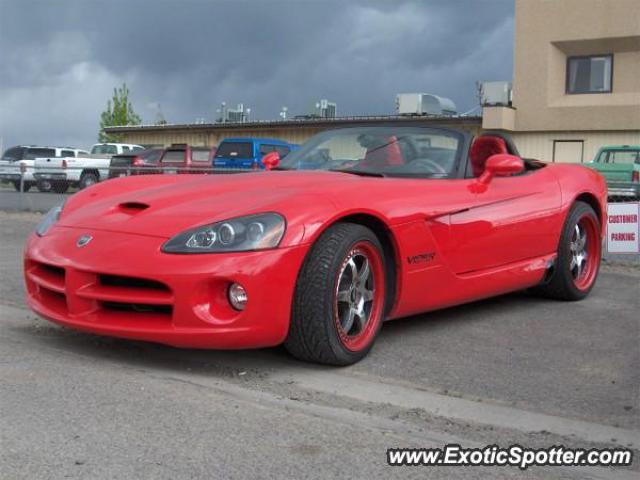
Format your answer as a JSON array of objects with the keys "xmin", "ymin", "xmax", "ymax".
[{"xmin": 24, "ymin": 126, "xmax": 607, "ymax": 365}]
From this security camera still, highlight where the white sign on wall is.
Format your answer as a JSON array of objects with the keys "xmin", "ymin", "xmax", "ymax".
[{"xmin": 607, "ymin": 203, "xmax": 640, "ymax": 254}]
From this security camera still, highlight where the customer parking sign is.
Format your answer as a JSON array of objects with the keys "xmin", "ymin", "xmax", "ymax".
[{"xmin": 607, "ymin": 203, "xmax": 640, "ymax": 254}]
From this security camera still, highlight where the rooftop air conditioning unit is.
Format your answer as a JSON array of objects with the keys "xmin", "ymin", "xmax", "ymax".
[
  {"xmin": 314, "ymin": 99, "xmax": 337, "ymax": 118},
  {"xmin": 218, "ymin": 102, "xmax": 251, "ymax": 123},
  {"xmin": 480, "ymin": 81, "xmax": 512, "ymax": 106},
  {"xmin": 396, "ymin": 93, "xmax": 457, "ymax": 116}
]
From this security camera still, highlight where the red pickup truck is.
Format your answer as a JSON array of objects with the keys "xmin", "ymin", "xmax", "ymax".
[{"xmin": 159, "ymin": 144, "xmax": 216, "ymax": 174}]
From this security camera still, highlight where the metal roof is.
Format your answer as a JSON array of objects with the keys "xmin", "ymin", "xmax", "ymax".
[{"xmin": 103, "ymin": 114, "xmax": 482, "ymax": 133}]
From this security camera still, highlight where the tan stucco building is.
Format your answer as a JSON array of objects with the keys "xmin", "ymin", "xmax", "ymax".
[
  {"xmin": 484, "ymin": 0, "xmax": 639, "ymax": 162},
  {"xmin": 106, "ymin": 0, "xmax": 639, "ymax": 163},
  {"xmin": 104, "ymin": 116, "xmax": 483, "ymax": 151}
]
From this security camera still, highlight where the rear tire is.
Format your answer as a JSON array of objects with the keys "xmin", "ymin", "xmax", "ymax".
[
  {"xmin": 285, "ymin": 223, "xmax": 387, "ymax": 366},
  {"xmin": 12, "ymin": 180, "xmax": 31, "ymax": 192},
  {"xmin": 531, "ymin": 201, "xmax": 601, "ymax": 301},
  {"xmin": 37, "ymin": 180, "xmax": 53, "ymax": 193},
  {"xmin": 79, "ymin": 172, "xmax": 98, "ymax": 189}
]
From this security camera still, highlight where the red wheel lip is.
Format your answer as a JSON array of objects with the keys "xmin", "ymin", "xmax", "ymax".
[
  {"xmin": 333, "ymin": 241, "xmax": 385, "ymax": 352},
  {"xmin": 572, "ymin": 213, "xmax": 600, "ymax": 291}
]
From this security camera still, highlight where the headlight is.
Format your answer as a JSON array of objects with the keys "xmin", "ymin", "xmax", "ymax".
[
  {"xmin": 162, "ymin": 213, "xmax": 286, "ymax": 253},
  {"xmin": 36, "ymin": 202, "xmax": 65, "ymax": 236}
]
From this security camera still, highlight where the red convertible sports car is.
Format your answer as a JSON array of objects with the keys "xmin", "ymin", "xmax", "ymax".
[{"xmin": 24, "ymin": 126, "xmax": 607, "ymax": 365}]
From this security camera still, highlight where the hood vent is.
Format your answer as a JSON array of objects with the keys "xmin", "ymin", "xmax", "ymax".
[{"xmin": 118, "ymin": 201, "xmax": 150, "ymax": 213}]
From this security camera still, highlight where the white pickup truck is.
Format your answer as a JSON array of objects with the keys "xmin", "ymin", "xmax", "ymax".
[
  {"xmin": 0, "ymin": 146, "xmax": 88, "ymax": 192},
  {"xmin": 33, "ymin": 143, "xmax": 144, "ymax": 191}
]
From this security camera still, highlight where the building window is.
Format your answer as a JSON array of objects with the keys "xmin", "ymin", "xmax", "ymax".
[{"xmin": 566, "ymin": 55, "xmax": 613, "ymax": 94}]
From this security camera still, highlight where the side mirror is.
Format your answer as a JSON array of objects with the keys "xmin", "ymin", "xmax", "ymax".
[
  {"xmin": 262, "ymin": 151, "xmax": 280, "ymax": 171},
  {"xmin": 478, "ymin": 154, "xmax": 524, "ymax": 185}
]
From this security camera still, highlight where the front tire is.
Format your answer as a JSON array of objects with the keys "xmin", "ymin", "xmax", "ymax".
[
  {"xmin": 285, "ymin": 223, "xmax": 387, "ymax": 366},
  {"xmin": 532, "ymin": 201, "xmax": 601, "ymax": 301}
]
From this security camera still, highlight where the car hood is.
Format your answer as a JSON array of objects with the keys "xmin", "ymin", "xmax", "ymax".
[{"xmin": 58, "ymin": 171, "xmax": 361, "ymax": 238}]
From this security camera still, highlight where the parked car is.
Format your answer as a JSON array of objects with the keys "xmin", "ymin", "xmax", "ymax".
[
  {"xmin": 159, "ymin": 144, "xmax": 216, "ymax": 174},
  {"xmin": 90, "ymin": 143, "xmax": 144, "ymax": 155},
  {"xmin": 108, "ymin": 148, "xmax": 164, "ymax": 179},
  {"xmin": 0, "ymin": 146, "xmax": 88, "ymax": 192},
  {"xmin": 33, "ymin": 143, "xmax": 146, "ymax": 192},
  {"xmin": 213, "ymin": 138, "xmax": 298, "ymax": 169},
  {"xmin": 24, "ymin": 126, "xmax": 606, "ymax": 365},
  {"xmin": 586, "ymin": 145, "xmax": 640, "ymax": 199},
  {"xmin": 34, "ymin": 153, "xmax": 112, "ymax": 192}
]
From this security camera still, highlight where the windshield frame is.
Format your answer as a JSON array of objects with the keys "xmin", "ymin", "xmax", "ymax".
[{"xmin": 278, "ymin": 125, "xmax": 469, "ymax": 179}]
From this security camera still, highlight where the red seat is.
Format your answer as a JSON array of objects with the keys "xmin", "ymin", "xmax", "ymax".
[
  {"xmin": 361, "ymin": 135, "xmax": 403, "ymax": 168},
  {"xmin": 469, "ymin": 136, "xmax": 508, "ymax": 177}
]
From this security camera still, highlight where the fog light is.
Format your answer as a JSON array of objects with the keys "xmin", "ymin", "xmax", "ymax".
[{"xmin": 228, "ymin": 283, "xmax": 248, "ymax": 311}]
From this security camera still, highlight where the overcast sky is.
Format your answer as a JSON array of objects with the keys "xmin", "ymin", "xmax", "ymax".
[{"xmin": 0, "ymin": 0, "xmax": 514, "ymax": 150}]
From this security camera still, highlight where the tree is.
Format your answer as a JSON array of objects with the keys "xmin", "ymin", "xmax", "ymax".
[
  {"xmin": 154, "ymin": 104, "xmax": 168, "ymax": 125},
  {"xmin": 98, "ymin": 83, "xmax": 142, "ymax": 142}
]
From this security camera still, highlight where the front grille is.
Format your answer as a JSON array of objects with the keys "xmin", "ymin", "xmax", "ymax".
[
  {"xmin": 100, "ymin": 274, "xmax": 168, "ymax": 291},
  {"xmin": 26, "ymin": 260, "xmax": 173, "ymax": 322},
  {"xmin": 40, "ymin": 263, "xmax": 65, "ymax": 279},
  {"xmin": 101, "ymin": 301, "xmax": 173, "ymax": 315},
  {"xmin": 25, "ymin": 260, "xmax": 69, "ymax": 315}
]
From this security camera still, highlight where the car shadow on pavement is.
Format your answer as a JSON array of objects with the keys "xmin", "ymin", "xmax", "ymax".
[{"xmin": 12, "ymin": 290, "xmax": 538, "ymax": 375}]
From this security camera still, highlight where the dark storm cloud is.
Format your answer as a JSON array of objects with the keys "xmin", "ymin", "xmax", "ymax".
[{"xmin": 0, "ymin": 0, "xmax": 514, "ymax": 149}]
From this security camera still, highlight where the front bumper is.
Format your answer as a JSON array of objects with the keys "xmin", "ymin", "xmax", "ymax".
[
  {"xmin": 24, "ymin": 226, "xmax": 308, "ymax": 349},
  {"xmin": 607, "ymin": 184, "xmax": 640, "ymax": 198},
  {"xmin": 0, "ymin": 173, "xmax": 34, "ymax": 182}
]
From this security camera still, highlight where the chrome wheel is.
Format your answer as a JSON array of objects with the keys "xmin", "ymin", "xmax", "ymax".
[
  {"xmin": 529, "ymin": 201, "xmax": 600, "ymax": 301},
  {"xmin": 569, "ymin": 223, "xmax": 588, "ymax": 281},
  {"xmin": 335, "ymin": 249, "xmax": 375, "ymax": 338},
  {"xmin": 286, "ymin": 223, "xmax": 386, "ymax": 364}
]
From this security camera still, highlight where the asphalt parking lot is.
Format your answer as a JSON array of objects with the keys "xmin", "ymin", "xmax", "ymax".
[
  {"xmin": 1, "ymin": 211, "xmax": 639, "ymax": 480},
  {"xmin": 0, "ymin": 189, "xmax": 71, "ymax": 213}
]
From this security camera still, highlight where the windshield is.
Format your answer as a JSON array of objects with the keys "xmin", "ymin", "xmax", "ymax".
[
  {"xmin": 24, "ymin": 148, "xmax": 56, "ymax": 159},
  {"xmin": 91, "ymin": 144, "xmax": 117, "ymax": 155},
  {"xmin": 279, "ymin": 127, "xmax": 462, "ymax": 177},
  {"xmin": 161, "ymin": 150, "xmax": 186, "ymax": 163},
  {"xmin": 1, "ymin": 147, "xmax": 24, "ymax": 161},
  {"xmin": 598, "ymin": 149, "xmax": 640, "ymax": 164},
  {"xmin": 191, "ymin": 148, "xmax": 211, "ymax": 162},
  {"xmin": 216, "ymin": 142, "xmax": 253, "ymax": 159}
]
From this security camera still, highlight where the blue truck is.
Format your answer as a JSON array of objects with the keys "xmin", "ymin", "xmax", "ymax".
[{"xmin": 213, "ymin": 138, "xmax": 298, "ymax": 169}]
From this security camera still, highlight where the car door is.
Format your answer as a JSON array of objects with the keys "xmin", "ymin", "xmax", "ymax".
[{"xmin": 449, "ymin": 167, "xmax": 562, "ymax": 274}]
